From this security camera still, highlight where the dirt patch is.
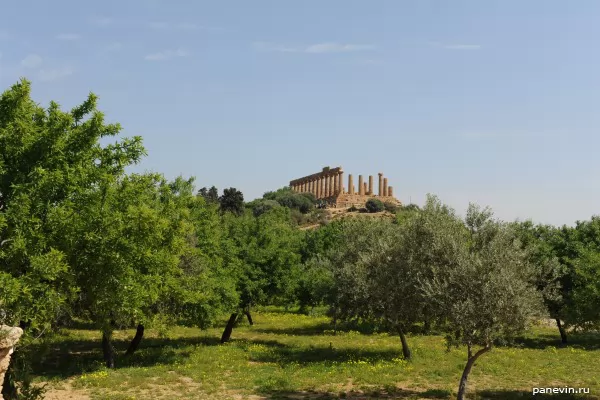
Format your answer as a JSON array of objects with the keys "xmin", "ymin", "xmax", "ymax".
[{"xmin": 43, "ymin": 381, "xmax": 91, "ymax": 400}]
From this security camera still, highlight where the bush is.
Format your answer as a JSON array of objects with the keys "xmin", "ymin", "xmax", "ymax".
[
  {"xmin": 365, "ymin": 199, "xmax": 384, "ymax": 213},
  {"xmin": 251, "ymin": 199, "xmax": 282, "ymax": 217},
  {"xmin": 384, "ymin": 202, "xmax": 399, "ymax": 213},
  {"xmin": 264, "ymin": 188, "xmax": 316, "ymax": 214}
]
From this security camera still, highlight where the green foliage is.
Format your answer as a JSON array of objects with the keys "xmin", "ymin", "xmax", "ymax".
[
  {"xmin": 223, "ymin": 207, "xmax": 304, "ymax": 309},
  {"xmin": 50, "ymin": 174, "xmax": 188, "ymax": 331},
  {"xmin": 370, "ymin": 196, "xmax": 466, "ymax": 332},
  {"xmin": 197, "ymin": 186, "xmax": 219, "ymax": 203},
  {"xmin": 425, "ymin": 203, "xmax": 545, "ymax": 351},
  {"xmin": 263, "ymin": 187, "xmax": 316, "ymax": 214},
  {"xmin": 511, "ymin": 221, "xmax": 566, "ymax": 320},
  {"xmin": 0, "ymin": 79, "xmax": 144, "ymax": 331},
  {"xmin": 568, "ymin": 249, "xmax": 600, "ymax": 330},
  {"xmin": 383, "ymin": 201, "xmax": 399, "ymax": 213},
  {"xmin": 365, "ymin": 198, "xmax": 384, "ymax": 213},
  {"xmin": 395, "ymin": 203, "xmax": 421, "ymax": 226},
  {"xmin": 301, "ymin": 219, "xmax": 346, "ymax": 262},
  {"xmin": 313, "ymin": 218, "xmax": 400, "ymax": 323},
  {"xmin": 219, "ymin": 187, "xmax": 245, "ymax": 215},
  {"xmin": 248, "ymin": 199, "xmax": 282, "ymax": 217},
  {"xmin": 296, "ymin": 257, "xmax": 335, "ymax": 313},
  {"xmin": 157, "ymin": 177, "xmax": 239, "ymax": 329},
  {"xmin": 512, "ymin": 216, "xmax": 600, "ymax": 333}
]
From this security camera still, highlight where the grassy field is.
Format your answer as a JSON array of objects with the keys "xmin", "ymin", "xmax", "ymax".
[{"xmin": 31, "ymin": 309, "xmax": 600, "ymax": 400}]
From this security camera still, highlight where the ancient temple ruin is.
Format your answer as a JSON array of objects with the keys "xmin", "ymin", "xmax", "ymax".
[{"xmin": 289, "ymin": 166, "xmax": 401, "ymax": 208}]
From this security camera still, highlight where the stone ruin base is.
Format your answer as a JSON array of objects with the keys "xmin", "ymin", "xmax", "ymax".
[
  {"xmin": 319, "ymin": 193, "xmax": 402, "ymax": 209},
  {"xmin": 0, "ymin": 326, "xmax": 23, "ymax": 400},
  {"xmin": 333, "ymin": 193, "xmax": 401, "ymax": 208}
]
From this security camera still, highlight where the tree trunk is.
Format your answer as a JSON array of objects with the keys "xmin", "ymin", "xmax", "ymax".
[
  {"xmin": 457, "ymin": 345, "xmax": 491, "ymax": 400},
  {"xmin": 396, "ymin": 325, "xmax": 412, "ymax": 360},
  {"xmin": 245, "ymin": 311, "xmax": 253, "ymax": 325},
  {"xmin": 245, "ymin": 306, "xmax": 254, "ymax": 326},
  {"xmin": 555, "ymin": 318, "xmax": 568, "ymax": 345},
  {"xmin": 220, "ymin": 313, "xmax": 238, "ymax": 343},
  {"xmin": 125, "ymin": 324, "xmax": 145, "ymax": 356},
  {"xmin": 333, "ymin": 307, "xmax": 338, "ymax": 335},
  {"xmin": 1, "ymin": 361, "xmax": 17, "ymax": 400},
  {"xmin": 423, "ymin": 319, "xmax": 431, "ymax": 334},
  {"xmin": 102, "ymin": 331, "xmax": 116, "ymax": 368}
]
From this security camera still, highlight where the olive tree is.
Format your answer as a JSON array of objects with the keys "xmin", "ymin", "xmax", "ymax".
[
  {"xmin": 315, "ymin": 218, "xmax": 425, "ymax": 357},
  {"xmin": 366, "ymin": 195, "xmax": 467, "ymax": 359},
  {"xmin": 424, "ymin": 203, "xmax": 544, "ymax": 400}
]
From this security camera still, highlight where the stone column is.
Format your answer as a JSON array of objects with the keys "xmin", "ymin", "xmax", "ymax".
[
  {"xmin": 358, "ymin": 175, "xmax": 364, "ymax": 195},
  {"xmin": 378, "ymin": 173, "xmax": 383, "ymax": 196},
  {"xmin": 388, "ymin": 186, "xmax": 393, "ymax": 198},
  {"xmin": 348, "ymin": 174, "xmax": 354, "ymax": 195},
  {"xmin": 321, "ymin": 177, "xmax": 325, "ymax": 199},
  {"xmin": 383, "ymin": 178, "xmax": 388, "ymax": 197},
  {"xmin": 330, "ymin": 175, "xmax": 335, "ymax": 196},
  {"xmin": 338, "ymin": 171, "xmax": 344, "ymax": 194},
  {"xmin": 363, "ymin": 182, "xmax": 368, "ymax": 195},
  {"xmin": 368, "ymin": 175, "xmax": 373, "ymax": 195},
  {"xmin": 1, "ymin": 325, "xmax": 24, "ymax": 399},
  {"xmin": 324, "ymin": 175, "xmax": 329, "ymax": 198},
  {"xmin": 329, "ymin": 175, "xmax": 334, "ymax": 197},
  {"xmin": 314, "ymin": 178, "xmax": 319, "ymax": 198}
]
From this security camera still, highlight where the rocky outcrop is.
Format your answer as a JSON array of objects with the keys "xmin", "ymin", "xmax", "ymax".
[{"xmin": 0, "ymin": 326, "xmax": 23, "ymax": 400}]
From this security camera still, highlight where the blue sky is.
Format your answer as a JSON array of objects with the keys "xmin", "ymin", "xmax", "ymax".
[{"xmin": 1, "ymin": 1, "xmax": 599, "ymax": 226}]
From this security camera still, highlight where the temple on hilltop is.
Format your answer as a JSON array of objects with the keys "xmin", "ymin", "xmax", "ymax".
[{"xmin": 289, "ymin": 166, "xmax": 401, "ymax": 208}]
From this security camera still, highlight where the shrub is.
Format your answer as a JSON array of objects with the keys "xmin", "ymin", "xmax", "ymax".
[
  {"xmin": 251, "ymin": 199, "xmax": 282, "ymax": 217},
  {"xmin": 365, "ymin": 199, "xmax": 384, "ymax": 213},
  {"xmin": 384, "ymin": 202, "xmax": 399, "ymax": 213},
  {"xmin": 265, "ymin": 188, "xmax": 316, "ymax": 214}
]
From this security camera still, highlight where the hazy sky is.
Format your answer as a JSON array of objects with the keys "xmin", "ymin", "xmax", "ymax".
[{"xmin": 1, "ymin": 1, "xmax": 599, "ymax": 226}]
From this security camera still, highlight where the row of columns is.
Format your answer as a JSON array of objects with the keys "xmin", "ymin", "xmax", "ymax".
[
  {"xmin": 346, "ymin": 173, "xmax": 392, "ymax": 197},
  {"xmin": 291, "ymin": 169, "xmax": 394, "ymax": 199},
  {"xmin": 290, "ymin": 170, "xmax": 344, "ymax": 199}
]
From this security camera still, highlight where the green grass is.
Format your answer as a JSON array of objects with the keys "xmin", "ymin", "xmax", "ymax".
[{"xmin": 31, "ymin": 310, "xmax": 600, "ymax": 399}]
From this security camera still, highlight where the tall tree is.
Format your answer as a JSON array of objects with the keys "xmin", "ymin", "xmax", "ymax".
[
  {"xmin": 424, "ymin": 204, "xmax": 544, "ymax": 400},
  {"xmin": 511, "ymin": 221, "xmax": 567, "ymax": 343},
  {"xmin": 219, "ymin": 187, "xmax": 245, "ymax": 215},
  {"xmin": 198, "ymin": 185, "xmax": 219, "ymax": 204},
  {"xmin": 51, "ymin": 173, "xmax": 195, "ymax": 367},
  {"xmin": 0, "ymin": 79, "xmax": 145, "ymax": 393},
  {"xmin": 0, "ymin": 79, "xmax": 144, "ymax": 332},
  {"xmin": 371, "ymin": 196, "xmax": 467, "ymax": 358},
  {"xmin": 220, "ymin": 207, "xmax": 303, "ymax": 342}
]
